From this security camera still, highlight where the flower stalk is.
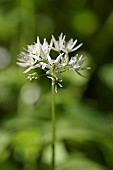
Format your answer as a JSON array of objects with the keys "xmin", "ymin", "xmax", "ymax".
[{"xmin": 51, "ymin": 80, "xmax": 56, "ymax": 170}]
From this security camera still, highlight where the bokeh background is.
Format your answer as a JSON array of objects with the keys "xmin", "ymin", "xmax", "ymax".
[{"xmin": 0, "ymin": 0, "xmax": 113, "ymax": 170}]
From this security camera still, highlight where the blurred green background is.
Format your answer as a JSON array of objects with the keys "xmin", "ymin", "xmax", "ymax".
[{"xmin": 0, "ymin": 0, "xmax": 113, "ymax": 170}]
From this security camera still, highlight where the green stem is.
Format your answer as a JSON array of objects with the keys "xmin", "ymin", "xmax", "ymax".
[{"xmin": 51, "ymin": 80, "xmax": 56, "ymax": 170}]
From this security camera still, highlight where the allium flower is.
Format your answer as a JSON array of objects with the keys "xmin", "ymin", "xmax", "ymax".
[
  {"xmin": 51, "ymin": 33, "xmax": 83, "ymax": 53},
  {"xmin": 17, "ymin": 33, "xmax": 90, "ymax": 92}
]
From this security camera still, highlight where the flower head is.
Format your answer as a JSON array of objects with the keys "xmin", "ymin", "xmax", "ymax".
[
  {"xmin": 17, "ymin": 33, "xmax": 90, "ymax": 92},
  {"xmin": 51, "ymin": 33, "xmax": 83, "ymax": 53}
]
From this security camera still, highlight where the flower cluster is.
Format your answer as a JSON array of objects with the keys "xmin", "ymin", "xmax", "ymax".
[{"xmin": 17, "ymin": 33, "xmax": 90, "ymax": 92}]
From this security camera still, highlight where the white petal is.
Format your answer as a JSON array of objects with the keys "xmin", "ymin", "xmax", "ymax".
[
  {"xmin": 23, "ymin": 66, "xmax": 34, "ymax": 73},
  {"xmin": 54, "ymin": 53, "xmax": 64, "ymax": 64},
  {"xmin": 40, "ymin": 45, "xmax": 47, "ymax": 59},
  {"xmin": 59, "ymin": 33, "xmax": 63, "ymax": 40},
  {"xmin": 47, "ymin": 54, "xmax": 52, "ymax": 64},
  {"xmin": 67, "ymin": 38, "xmax": 73, "ymax": 49},
  {"xmin": 52, "ymin": 35, "xmax": 59, "ymax": 51},
  {"xmin": 33, "ymin": 63, "xmax": 41, "ymax": 68},
  {"xmin": 37, "ymin": 36, "xmax": 40, "ymax": 44},
  {"xmin": 17, "ymin": 58, "xmax": 25, "ymax": 62},
  {"xmin": 71, "ymin": 39, "xmax": 77, "ymax": 49},
  {"xmin": 52, "ymin": 35, "xmax": 57, "ymax": 45},
  {"xmin": 72, "ymin": 43, "xmax": 83, "ymax": 52},
  {"xmin": 16, "ymin": 62, "xmax": 30, "ymax": 67}
]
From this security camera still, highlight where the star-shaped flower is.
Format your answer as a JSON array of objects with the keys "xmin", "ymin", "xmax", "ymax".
[{"xmin": 17, "ymin": 33, "xmax": 90, "ymax": 92}]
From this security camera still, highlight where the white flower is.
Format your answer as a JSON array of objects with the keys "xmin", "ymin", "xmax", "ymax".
[
  {"xmin": 17, "ymin": 52, "xmax": 37, "ymax": 68},
  {"xmin": 45, "ymin": 53, "xmax": 64, "ymax": 80},
  {"xmin": 51, "ymin": 33, "xmax": 83, "ymax": 53},
  {"xmin": 51, "ymin": 33, "xmax": 65, "ymax": 52},
  {"xmin": 17, "ymin": 33, "xmax": 90, "ymax": 92},
  {"xmin": 63, "ymin": 38, "xmax": 83, "ymax": 53}
]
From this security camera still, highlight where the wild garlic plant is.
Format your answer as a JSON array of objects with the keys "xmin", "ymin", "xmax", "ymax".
[{"xmin": 17, "ymin": 33, "xmax": 90, "ymax": 170}]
